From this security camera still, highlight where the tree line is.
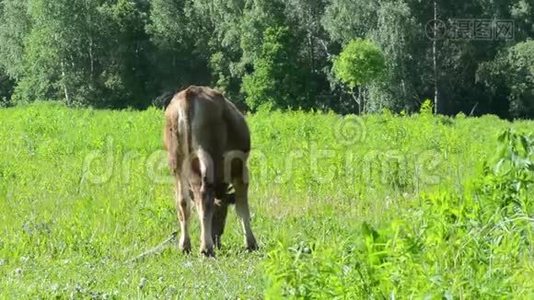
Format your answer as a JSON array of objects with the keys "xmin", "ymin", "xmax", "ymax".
[{"xmin": 0, "ymin": 0, "xmax": 533, "ymax": 118}]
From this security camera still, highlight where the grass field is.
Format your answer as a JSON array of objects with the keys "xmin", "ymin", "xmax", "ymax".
[{"xmin": 0, "ymin": 102, "xmax": 533, "ymax": 298}]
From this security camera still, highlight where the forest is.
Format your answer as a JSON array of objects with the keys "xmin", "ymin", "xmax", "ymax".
[{"xmin": 0, "ymin": 0, "xmax": 533, "ymax": 118}]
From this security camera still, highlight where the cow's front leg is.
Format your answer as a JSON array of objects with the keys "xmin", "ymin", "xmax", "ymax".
[
  {"xmin": 196, "ymin": 180, "xmax": 215, "ymax": 257},
  {"xmin": 175, "ymin": 178, "xmax": 191, "ymax": 253},
  {"xmin": 196, "ymin": 150, "xmax": 215, "ymax": 257}
]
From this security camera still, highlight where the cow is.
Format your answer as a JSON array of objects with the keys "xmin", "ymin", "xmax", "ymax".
[{"xmin": 163, "ymin": 86, "xmax": 258, "ymax": 256}]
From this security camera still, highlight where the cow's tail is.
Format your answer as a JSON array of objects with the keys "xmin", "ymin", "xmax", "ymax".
[{"xmin": 179, "ymin": 88, "xmax": 194, "ymax": 161}]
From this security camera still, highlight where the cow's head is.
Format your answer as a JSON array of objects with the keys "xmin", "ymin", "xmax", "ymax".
[{"xmin": 212, "ymin": 192, "xmax": 235, "ymax": 249}]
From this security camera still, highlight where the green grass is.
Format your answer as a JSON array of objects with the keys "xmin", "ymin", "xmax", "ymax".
[{"xmin": 0, "ymin": 102, "xmax": 533, "ymax": 298}]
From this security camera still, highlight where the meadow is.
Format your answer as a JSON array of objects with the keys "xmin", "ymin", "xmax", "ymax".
[{"xmin": 0, "ymin": 102, "xmax": 533, "ymax": 298}]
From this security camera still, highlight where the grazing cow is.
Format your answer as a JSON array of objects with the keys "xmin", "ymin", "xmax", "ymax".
[{"xmin": 163, "ymin": 86, "xmax": 258, "ymax": 256}]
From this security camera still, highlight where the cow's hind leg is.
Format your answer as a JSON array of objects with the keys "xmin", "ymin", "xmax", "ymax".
[
  {"xmin": 175, "ymin": 176, "xmax": 192, "ymax": 253},
  {"xmin": 232, "ymin": 176, "xmax": 258, "ymax": 251}
]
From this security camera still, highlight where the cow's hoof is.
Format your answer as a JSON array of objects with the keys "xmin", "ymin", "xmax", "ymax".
[
  {"xmin": 246, "ymin": 241, "xmax": 259, "ymax": 252},
  {"xmin": 179, "ymin": 238, "xmax": 191, "ymax": 254},
  {"xmin": 200, "ymin": 248, "xmax": 215, "ymax": 257},
  {"xmin": 245, "ymin": 235, "xmax": 258, "ymax": 252}
]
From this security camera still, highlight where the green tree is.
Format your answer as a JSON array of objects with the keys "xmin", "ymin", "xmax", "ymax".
[
  {"xmin": 0, "ymin": 0, "xmax": 532, "ymax": 117},
  {"xmin": 242, "ymin": 26, "xmax": 303, "ymax": 111},
  {"xmin": 11, "ymin": 0, "xmax": 105, "ymax": 105},
  {"xmin": 367, "ymin": 1, "xmax": 418, "ymax": 112},
  {"xmin": 284, "ymin": 0, "xmax": 331, "ymax": 110},
  {"xmin": 0, "ymin": 69, "xmax": 14, "ymax": 106},
  {"xmin": 0, "ymin": 0, "xmax": 31, "ymax": 80},
  {"xmin": 16, "ymin": 0, "xmax": 66, "ymax": 103},
  {"xmin": 0, "ymin": 0, "xmax": 17, "ymax": 105},
  {"xmin": 99, "ymin": 0, "xmax": 151, "ymax": 108},
  {"xmin": 322, "ymin": 0, "xmax": 378, "ymax": 43},
  {"xmin": 403, "ymin": 0, "xmax": 530, "ymax": 115},
  {"xmin": 506, "ymin": 41, "xmax": 534, "ymax": 118},
  {"xmin": 147, "ymin": 0, "xmax": 211, "ymax": 95},
  {"xmin": 333, "ymin": 38, "xmax": 385, "ymax": 114},
  {"xmin": 192, "ymin": 0, "xmax": 249, "ymax": 100},
  {"xmin": 190, "ymin": 0, "xmax": 329, "ymax": 109},
  {"xmin": 478, "ymin": 40, "xmax": 534, "ymax": 119},
  {"xmin": 2, "ymin": 0, "xmax": 152, "ymax": 107},
  {"xmin": 322, "ymin": 0, "xmax": 418, "ymax": 113}
]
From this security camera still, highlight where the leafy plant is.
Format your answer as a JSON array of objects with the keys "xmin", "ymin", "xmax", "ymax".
[
  {"xmin": 333, "ymin": 39, "xmax": 385, "ymax": 114},
  {"xmin": 264, "ymin": 128, "xmax": 534, "ymax": 298}
]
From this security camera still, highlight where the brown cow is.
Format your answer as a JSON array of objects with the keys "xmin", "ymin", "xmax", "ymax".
[{"xmin": 163, "ymin": 86, "xmax": 258, "ymax": 256}]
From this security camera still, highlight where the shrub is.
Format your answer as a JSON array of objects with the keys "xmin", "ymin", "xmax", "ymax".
[{"xmin": 264, "ymin": 129, "xmax": 534, "ymax": 298}]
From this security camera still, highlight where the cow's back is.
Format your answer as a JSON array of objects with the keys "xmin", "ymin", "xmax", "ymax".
[{"xmin": 181, "ymin": 86, "xmax": 250, "ymax": 154}]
